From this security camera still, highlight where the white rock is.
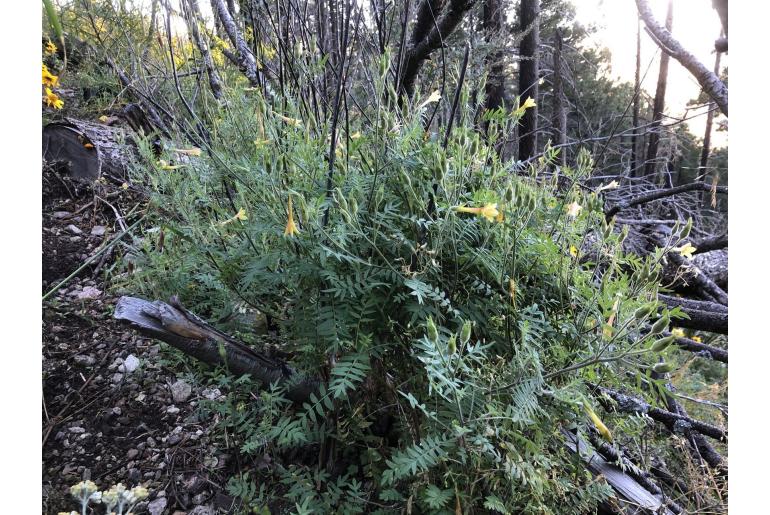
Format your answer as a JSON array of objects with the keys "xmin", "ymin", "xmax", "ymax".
[
  {"xmin": 122, "ymin": 354, "xmax": 140, "ymax": 373},
  {"xmin": 65, "ymin": 224, "xmax": 83, "ymax": 235},
  {"xmin": 91, "ymin": 225, "xmax": 107, "ymax": 236},
  {"xmin": 76, "ymin": 286, "xmax": 102, "ymax": 299},
  {"xmin": 148, "ymin": 497, "xmax": 168, "ymax": 515},
  {"xmin": 170, "ymin": 380, "xmax": 192, "ymax": 403}
]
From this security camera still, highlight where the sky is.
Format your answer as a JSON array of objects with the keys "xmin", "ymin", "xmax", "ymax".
[{"xmin": 572, "ymin": 0, "xmax": 727, "ymax": 147}]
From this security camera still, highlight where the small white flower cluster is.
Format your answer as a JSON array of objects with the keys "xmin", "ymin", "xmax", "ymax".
[{"xmin": 61, "ymin": 480, "xmax": 149, "ymax": 515}]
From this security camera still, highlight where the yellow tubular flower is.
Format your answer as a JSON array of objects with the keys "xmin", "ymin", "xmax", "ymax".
[
  {"xmin": 45, "ymin": 40, "xmax": 57, "ymax": 55},
  {"xmin": 521, "ymin": 97, "xmax": 537, "ymax": 110},
  {"xmin": 173, "ymin": 148, "xmax": 202, "ymax": 157},
  {"xmin": 454, "ymin": 203, "xmax": 500, "ymax": 222},
  {"xmin": 43, "ymin": 88, "xmax": 64, "ymax": 109},
  {"xmin": 565, "ymin": 201, "xmax": 582, "ymax": 218},
  {"xmin": 219, "ymin": 208, "xmax": 248, "ymax": 226},
  {"xmin": 284, "ymin": 196, "xmax": 299, "ymax": 237},
  {"xmin": 584, "ymin": 403, "xmax": 613, "ymax": 442},
  {"xmin": 674, "ymin": 243, "xmax": 697, "ymax": 259}
]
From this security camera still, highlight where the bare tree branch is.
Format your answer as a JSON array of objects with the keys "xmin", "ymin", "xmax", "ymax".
[{"xmin": 636, "ymin": 0, "xmax": 728, "ymax": 115}]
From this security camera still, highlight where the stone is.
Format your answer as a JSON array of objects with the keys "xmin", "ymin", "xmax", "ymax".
[
  {"xmin": 76, "ymin": 286, "xmax": 102, "ymax": 299},
  {"xmin": 170, "ymin": 380, "xmax": 192, "ymax": 403},
  {"xmin": 69, "ymin": 426, "xmax": 85, "ymax": 434},
  {"xmin": 201, "ymin": 388, "xmax": 222, "ymax": 401},
  {"xmin": 121, "ymin": 354, "xmax": 140, "ymax": 373},
  {"xmin": 91, "ymin": 225, "xmax": 107, "ymax": 236},
  {"xmin": 148, "ymin": 497, "xmax": 168, "ymax": 515},
  {"xmin": 65, "ymin": 224, "xmax": 83, "ymax": 235},
  {"xmin": 166, "ymin": 406, "xmax": 180, "ymax": 415},
  {"xmin": 127, "ymin": 449, "xmax": 139, "ymax": 459},
  {"xmin": 73, "ymin": 354, "xmax": 95, "ymax": 366}
]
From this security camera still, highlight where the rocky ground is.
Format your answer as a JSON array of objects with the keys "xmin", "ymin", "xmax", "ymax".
[{"xmin": 42, "ymin": 167, "xmax": 244, "ymax": 514}]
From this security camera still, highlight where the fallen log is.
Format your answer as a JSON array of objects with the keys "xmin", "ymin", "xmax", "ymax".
[
  {"xmin": 562, "ymin": 429, "xmax": 675, "ymax": 515},
  {"xmin": 586, "ymin": 433, "xmax": 683, "ymax": 514},
  {"xmin": 596, "ymin": 386, "xmax": 727, "ymax": 442},
  {"xmin": 659, "ymin": 294, "xmax": 728, "ymax": 334},
  {"xmin": 662, "ymin": 330, "xmax": 727, "ymax": 363},
  {"xmin": 42, "ymin": 118, "xmax": 136, "ymax": 182},
  {"xmin": 114, "ymin": 296, "xmax": 320, "ymax": 403}
]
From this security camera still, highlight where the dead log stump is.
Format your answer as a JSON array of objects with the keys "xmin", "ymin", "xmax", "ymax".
[{"xmin": 42, "ymin": 118, "xmax": 137, "ymax": 182}]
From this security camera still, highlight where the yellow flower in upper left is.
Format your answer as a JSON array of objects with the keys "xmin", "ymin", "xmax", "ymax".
[
  {"xmin": 44, "ymin": 87, "xmax": 64, "ymax": 109},
  {"xmin": 42, "ymin": 64, "xmax": 59, "ymax": 87},
  {"xmin": 45, "ymin": 40, "xmax": 57, "ymax": 55}
]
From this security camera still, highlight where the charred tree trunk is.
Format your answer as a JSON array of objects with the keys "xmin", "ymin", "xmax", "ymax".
[
  {"xmin": 643, "ymin": 0, "xmax": 672, "ymax": 178},
  {"xmin": 698, "ymin": 47, "xmax": 722, "ymax": 202},
  {"xmin": 42, "ymin": 118, "xmax": 137, "ymax": 182},
  {"xmin": 399, "ymin": 0, "xmax": 477, "ymax": 99},
  {"xmin": 518, "ymin": 0, "xmax": 540, "ymax": 161},
  {"xmin": 483, "ymin": 0, "xmax": 506, "ymax": 115},
  {"xmin": 551, "ymin": 29, "xmax": 567, "ymax": 166},
  {"xmin": 631, "ymin": 15, "xmax": 641, "ymax": 176}
]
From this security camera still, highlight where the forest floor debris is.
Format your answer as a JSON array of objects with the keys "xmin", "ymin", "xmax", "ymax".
[{"xmin": 42, "ymin": 167, "xmax": 241, "ymax": 514}]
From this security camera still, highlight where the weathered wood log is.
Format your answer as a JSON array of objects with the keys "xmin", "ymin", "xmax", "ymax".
[
  {"xmin": 596, "ymin": 386, "xmax": 727, "ymax": 442},
  {"xmin": 562, "ymin": 429, "xmax": 675, "ymax": 515},
  {"xmin": 42, "ymin": 118, "xmax": 136, "ymax": 182},
  {"xmin": 587, "ymin": 433, "xmax": 683, "ymax": 514},
  {"xmin": 114, "ymin": 296, "xmax": 320, "ymax": 403},
  {"xmin": 658, "ymin": 294, "xmax": 728, "ymax": 334},
  {"xmin": 662, "ymin": 330, "xmax": 727, "ymax": 363}
]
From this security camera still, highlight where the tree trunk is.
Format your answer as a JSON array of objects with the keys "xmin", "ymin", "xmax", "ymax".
[
  {"xmin": 631, "ymin": 15, "xmax": 641, "ymax": 176},
  {"xmin": 518, "ymin": 0, "xmax": 540, "ymax": 161},
  {"xmin": 551, "ymin": 29, "xmax": 567, "ymax": 166},
  {"xmin": 698, "ymin": 48, "xmax": 722, "ymax": 203},
  {"xmin": 210, "ymin": 0, "xmax": 261, "ymax": 87},
  {"xmin": 42, "ymin": 118, "xmax": 136, "ymax": 182},
  {"xmin": 643, "ymin": 0, "xmax": 672, "ymax": 178},
  {"xmin": 483, "ymin": 0, "xmax": 506, "ymax": 115},
  {"xmin": 184, "ymin": 0, "xmax": 224, "ymax": 99}
]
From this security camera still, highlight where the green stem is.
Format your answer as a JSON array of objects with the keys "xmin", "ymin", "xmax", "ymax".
[{"xmin": 42, "ymin": 215, "xmax": 146, "ymax": 302}]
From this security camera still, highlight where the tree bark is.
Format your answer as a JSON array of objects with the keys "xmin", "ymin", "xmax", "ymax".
[
  {"xmin": 400, "ymin": 0, "xmax": 477, "ymax": 98},
  {"xmin": 631, "ymin": 15, "xmax": 641, "ymax": 176},
  {"xmin": 657, "ymin": 294, "xmax": 727, "ymax": 334},
  {"xmin": 184, "ymin": 0, "xmax": 224, "ymax": 99},
  {"xmin": 518, "ymin": 0, "xmax": 540, "ymax": 161},
  {"xmin": 551, "ymin": 29, "xmax": 567, "ymax": 166},
  {"xmin": 698, "ymin": 48, "xmax": 721, "ymax": 202},
  {"xmin": 483, "ymin": 0, "xmax": 506, "ymax": 114},
  {"xmin": 42, "ymin": 118, "xmax": 137, "ymax": 182},
  {"xmin": 210, "ymin": 0, "xmax": 261, "ymax": 87},
  {"xmin": 643, "ymin": 0, "xmax": 672, "ymax": 178}
]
